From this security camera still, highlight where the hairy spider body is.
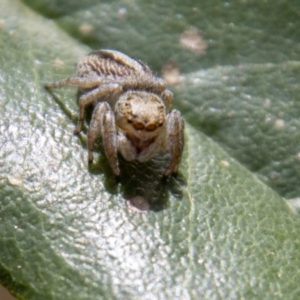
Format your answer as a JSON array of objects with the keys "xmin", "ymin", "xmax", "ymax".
[{"xmin": 45, "ymin": 50, "xmax": 184, "ymax": 177}]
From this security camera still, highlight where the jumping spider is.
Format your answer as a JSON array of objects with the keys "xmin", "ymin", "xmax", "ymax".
[{"xmin": 45, "ymin": 50, "xmax": 184, "ymax": 177}]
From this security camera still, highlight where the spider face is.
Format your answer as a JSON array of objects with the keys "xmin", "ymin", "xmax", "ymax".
[
  {"xmin": 115, "ymin": 91, "xmax": 166, "ymax": 134},
  {"xmin": 45, "ymin": 49, "xmax": 184, "ymax": 177}
]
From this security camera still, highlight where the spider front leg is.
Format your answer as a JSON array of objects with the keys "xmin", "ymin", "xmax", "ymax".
[
  {"xmin": 75, "ymin": 82, "xmax": 122, "ymax": 134},
  {"xmin": 164, "ymin": 109, "xmax": 184, "ymax": 177},
  {"xmin": 88, "ymin": 102, "xmax": 120, "ymax": 176},
  {"xmin": 45, "ymin": 76, "xmax": 103, "ymax": 89},
  {"xmin": 161, "ymin": 89, "xmax": 173, "ymax": 113}
]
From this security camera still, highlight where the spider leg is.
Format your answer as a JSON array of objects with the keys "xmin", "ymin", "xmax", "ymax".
[
  {"xmin": 137, "ymin": 133, "xmax": 166, "ymax": 162},
  {"xmin": 152, "ymin": 77, "xmax": 166, "ymax": 94},
  {"xmin": 117, "ymin": 132, "xmax": 137, "ymax": 161},
  {"xmin": 88, "ymin": 102, "xmax": 120, "ymax": 176},
  {"xmin": 164, "ymin": 109, "xmax": 184, "ymax": 177},
  {"xmin": 45, "ymin": 76, "xmax": 103, "ymax": 89},
  {"xmin": 75, "ymin": 82, "xmax": 122, "ymax": 134},
  {"xmin": 161, "ymin": 89, "xmax": 173, "ymax": 113}
]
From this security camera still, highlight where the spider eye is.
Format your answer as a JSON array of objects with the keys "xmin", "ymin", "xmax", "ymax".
[
  {"xmin": 133, "ymin": 122, "xmax": 145, "ymax": 130},
  {"xmin": 145, "ymin": 124, "xmax": 157, "ymax": 131}
]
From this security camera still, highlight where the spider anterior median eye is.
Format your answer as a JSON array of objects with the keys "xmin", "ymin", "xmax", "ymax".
[
  {"xmin": 133, "ymin": 122, "xmax": 145, "ymax": 130},
  {"xmin": 146, "ymin": 124, "xmax": 157, "ymax": 131}
]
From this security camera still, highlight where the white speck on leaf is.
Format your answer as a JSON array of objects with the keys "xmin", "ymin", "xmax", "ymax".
[
  {"xmin": 126, "ymin": 196, "xmax": 150, "ymax": 213},
  {"xmin": 162, "ymin": 61, "xmax": 182, "ymax": 85},
  {"xmin": 264, "ymin": 98, "xmax": 271, "ymax": 108},
  {"xmin": 118, "ymin": 7, "xmax": 127, "ymax": 18},
  {"xmin": 7, "ymin": 174, "xmax": 24, "ymax": 186},
  {"xmin": 179, "ymin": 28, "xmax": 207, "ymax": 54},
  {"xmin": 53, "ymin": 58, "xmax": 64, "ymax": 68},
  {"xmin": 274, "ymin": 119, "xmax": 285, "ymax": 130},
  {"xmin": 79, "ymin": 23, "xmax": 94, "ymax": 36},
  {"xmin": 220, "ymin": 160, "xmax": 230, "ymax": 167}
]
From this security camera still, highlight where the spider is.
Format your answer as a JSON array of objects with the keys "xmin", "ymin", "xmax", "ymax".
[{"xmin": 45, "ymin": 50, "xmax": 184, "ymax": 177}]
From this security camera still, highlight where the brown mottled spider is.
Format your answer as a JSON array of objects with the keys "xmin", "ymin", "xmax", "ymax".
[{"xmin": 45, "ymin": 50, "xmax": 184, "ymax": 177}]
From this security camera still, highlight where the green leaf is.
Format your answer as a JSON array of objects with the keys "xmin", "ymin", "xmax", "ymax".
[
  {"xmin": 21, "ymin": 0, "xmax": 300, "ymax": 71},
  {"xmin": 174, "ymin": 62, "xmax": 300, "ymax": 198},
  {"xmin": 20, "ymin": 0, "xmax": 300, "ymax": 198},
  {"xmin": 1, "ymin": 0, "xmax": 300, "ymax": 300}
]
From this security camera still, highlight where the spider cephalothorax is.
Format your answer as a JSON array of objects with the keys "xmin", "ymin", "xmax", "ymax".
[{"xmin": 45, "ymin": 50, "xmax": 184, "ymax": 177}]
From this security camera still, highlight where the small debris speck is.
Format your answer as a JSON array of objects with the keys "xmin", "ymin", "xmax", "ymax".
[
  {"xmin": 79, "ymin": 23, "xmax": 94, "ymax": 36},
  {"xmin": 53, "ymin": 58, "xmax": 64, "ymax": 68},
  {"xmin": 162, "ymin": 61, "xmax": 182, "ymax": 85},
  {"xmin": 179, "ymin": 28, "xmax": 207, "ymax": 54},
  {"xmin": 263, "ymin": 98, "xmax": 271, "ymax": 108},
  {"xmin": 8, "ymin": 175, "xmax": 23, "ymax": 186},
  {"xmin": 269, "ymin": 171, "xmax": 280, "ymax": 182},
  {"xmin": 274, "ymin": 119, "xmax": 285, "ymax": 130},
  {"xmin": 118, "ymin": 7, "xmax": 127, "ymax": 18},
  {"xmin": 220, "ymin": 160, "xmax": 230, "ymax": 167},
  {"xmin": 126, "ymin": 196, "xmax": 150, "ymax": 213}
]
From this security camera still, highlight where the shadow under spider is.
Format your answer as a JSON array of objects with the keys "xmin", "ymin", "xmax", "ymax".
[{"xmin": 46, "ymin": 88, "xmax": 186, "ymax": 212}]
